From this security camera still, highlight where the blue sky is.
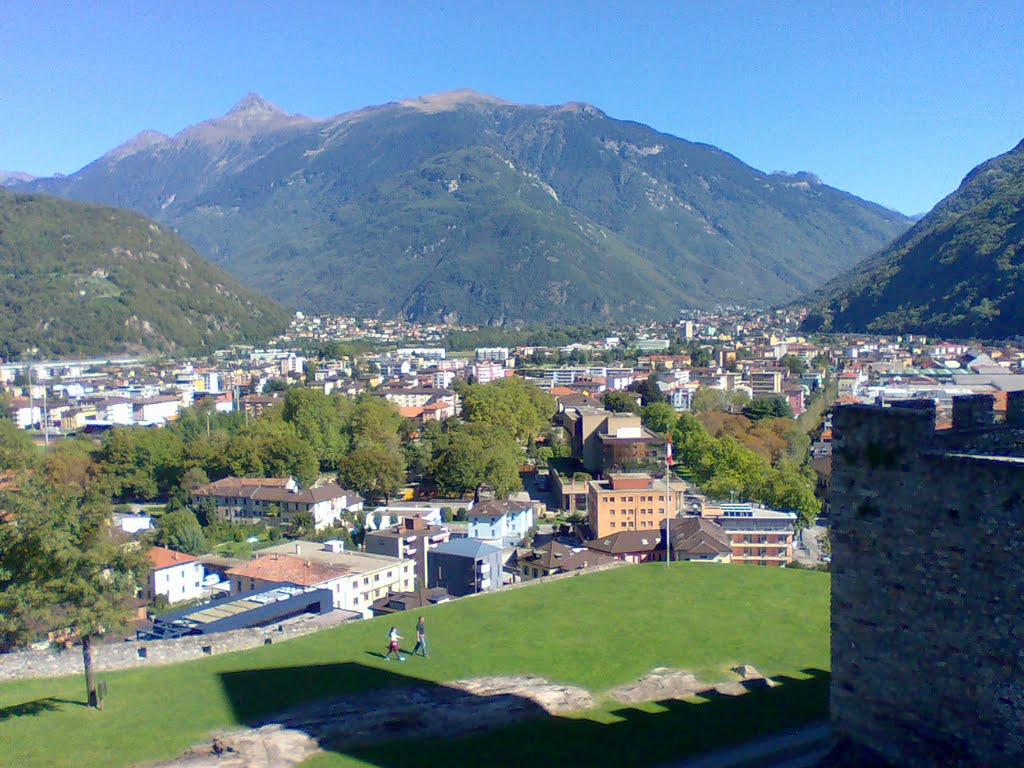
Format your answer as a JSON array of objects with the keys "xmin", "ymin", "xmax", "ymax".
[{"xmin": 2, "ymin": 1, "xmax": 1022, "ymax": 215}]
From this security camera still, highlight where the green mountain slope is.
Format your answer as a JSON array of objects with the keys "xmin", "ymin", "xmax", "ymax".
[
  {"xmin": 23, "ymin": 90, "xmax": 911, "ymax": 324},
  {"xmin": 803, "ymin": 139, "xmax": 1024, "ymax": 339},
  {"xmin": 0, "ymin": 190, "xmax": 289, "ymax": 358}
]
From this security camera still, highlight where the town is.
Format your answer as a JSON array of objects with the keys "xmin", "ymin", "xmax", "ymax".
[{"xmin": 4, "ymin": 304, "xmax": 1023, "ymax": 650}]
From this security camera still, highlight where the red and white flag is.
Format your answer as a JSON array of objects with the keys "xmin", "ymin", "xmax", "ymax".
[{"xmin": 665, "ymin": 433, "xmax": 674, "ymax": 466}]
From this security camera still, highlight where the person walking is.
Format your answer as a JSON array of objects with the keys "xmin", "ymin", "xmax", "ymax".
[
  {"xmin": 385, "ymin": 626, "xmax": 405, "ymax": 661},
  {"xmin": 412, "ymin": 616, "xmax": 429, "ymax": 657}
]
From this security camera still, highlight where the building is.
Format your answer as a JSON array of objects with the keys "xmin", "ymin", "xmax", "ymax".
[
  {"xmin": 191, "ymin": 477, "xmax": 362, "ymax": 531},
  {"xmin": 560, "ymin": 407, "xmax": 665, "ymax": 475},
  {"xmin": 583, "ymin": 530, "xmax": 663, "ymax": 563},
  {"xmin": 829, "ymin": 393, "xmax": 1024, "ymax": 766},
  {"xmin": 226, "ymin": 553, "xmax": 350, "ymax": 608},
  {"xmin": 240, "ymin": 393, "xmax": 283, "ymax": 419},
  {"xmin": 471, "ymin": 362, "xmax": 507, "ymax": 385},
  {"xmin": 664, "ymin": 516, "xmax": 732, "ymax": 563},
  {"xmin": 427, "ymin": 538, "xmax": 503, "ymax": 597},
  {"xmin": 701, "ymin": 503, "xmax": 796, "ymax": 566},
  {"xmin": 257, "ymin": 540, "xmax": 415, "ymax": 618},
  {"xmin": 467, "ymin": 499, "xmax": 538, "ymax": 546},
  {"xmin": 475, "ymin": 347, "xmax": 510, "ymax": 362},
  {"xmin": 516, "ymin": 540, "xmax": 618, "ymax": 580},
  {"xmin": 133, "ymin": 395, "xmax": 182, "ymax": 424},
  {"xmin": 749, "ymin": 369, "xmax": 784, "ymax": 396},
  {"xmin": 587, "ymin": 472, "xmax": 686, "ymax": 538},
  {"xmin": 370, "ymin": 587, "xmax": 451, "ymax": 616},
  {"xmin": 363, "ymin": 515, "xmax": 451, "ymax": 586},
  {"xmin": 138, "ymin": 585, "xmax": 333, "ymax": 640},
  {"xmin": 146, "ymin": 546, "xmax": 204, "ymax": 605}
]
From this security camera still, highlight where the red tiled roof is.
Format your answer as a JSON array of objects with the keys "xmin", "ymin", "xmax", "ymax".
[
  {"xmin": 227, "ymin": 554, "xmax": 348, "ymax": 585},
  {"xmin": 148, "ymin": 546, "xmax": 198, "ymax": 570}
]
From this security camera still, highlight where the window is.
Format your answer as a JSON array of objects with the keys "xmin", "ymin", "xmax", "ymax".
[
  {"xmin": 374, "ymin": 574, "xmax": 380, "ymax": 582},
  {"xmin": 610, "ymin": 522, "xmax": 616, "ymax": 528},
  {"xmin": 628, "ymin": 496, "xmax": 634, "ymax": 502},
  {"xmin": 659, "ymin": 495, "xmax": 665, "ymax": 501},
  {"xmin": 387, "ymin": 571, "xmax": 392, "ymax": 578}
]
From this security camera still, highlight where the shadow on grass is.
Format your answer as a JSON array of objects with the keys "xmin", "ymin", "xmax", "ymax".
[
  {"xmin": 218, "ymin": 663, "xmax": 830, "ymax": 767},
  {"xmin": 0, "ymin": 696, "xmax": 87, "ymax": 721}
]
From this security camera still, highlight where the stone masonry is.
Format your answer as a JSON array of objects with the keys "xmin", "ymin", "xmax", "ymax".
[{"xmin": 830, "ymin": 392, "xmax": 1024, "ymax": 766}]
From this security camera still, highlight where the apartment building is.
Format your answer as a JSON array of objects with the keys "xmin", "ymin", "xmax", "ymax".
[
  {"xmin": 749, "ymin": 369, "xmax": 785, "ymax": 396},
  {"xmin": 587, "ymin": 472, "xmax": 687, "ymax": 538},
  {"xmin": 701, "ymin": 503, "xmax": 796, "ymax": 566}
]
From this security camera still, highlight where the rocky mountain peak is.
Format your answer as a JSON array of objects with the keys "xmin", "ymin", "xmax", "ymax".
[
  {"xmin": 102, "ymin": 129, "xmax": 169, "ymax": 161},
  {"xmin": 226, "ymin": 93, "xmax": 287, "ymax": 118}
]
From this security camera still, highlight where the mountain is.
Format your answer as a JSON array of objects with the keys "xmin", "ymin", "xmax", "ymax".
[
  {"xmin": 0, "ymin": 171, "xmax": 35, "ymax": 186},
  {"xmin": 21, "ymin": 90, "xmax": 912, "ymax": 324},
  {"xmin": 0, "ymin": 190, "xmax": 289, "ymax": 358},
  {"xmin": 803, "ymin": 139, "xmax": 1024, "ymax": 339}
]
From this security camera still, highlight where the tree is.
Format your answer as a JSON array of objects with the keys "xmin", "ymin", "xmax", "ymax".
[
  {"xmin": 628, "ymin": 375, "xmax": 667, "ymax": 406},
  {"xmin": 689, "ymin": 345, "xmax": 713, "ymax": 368},
  {"xmin": 223, "ymin": 419, "xmax": 319, "ymax": 488},
  {"xmin": 155, "ymin": 508, "xmax": 207, "ymax": 555},
  {"xmin": 97, "ymin": 427, "xmax": 184, "ymax": 501},
  {"xmin": 281, "ymin": 388, "xmax": 350, "ymax": 470},
  {"xmin": 0, "ymin": 479, "xmax": 148, "ymax": 707},
  {"xmin": 426, "ymin": 424, "xmax": 523, "ymax": 499},
  {"xmin": 461, "ymin": 377, "xmax": 554, "ymax": 442},
  {"xmin": 0, "ymin": 417, "xmax": 36, "ymax": 471},
  {"xmin": 780, "ymin": 354, "xmax": 807, "ymax": 375},
  {"xmin": 602, "ymin": 390, "xmax": 642, "ymax": 414},
  {"xmin": 743, "ymin": 396, "xmax": 793, "ymax": 422},
  {"xmin": 641, "ymin": 402, "xmax": 678, "ymax": 434},
  {"xmin": 289, "ymin": 509, "xmax": 314, "ymax": 538},
  {"xmin": 348, "ymin": 395, "xmax": 404, "ymax": 451},
  {"xmin": 692, "ymin": 387, "xmax": 750, "ymax": 414},
  {"xmin": 336, "ymin": 445, "xmax": 406, "ymax": 502}
]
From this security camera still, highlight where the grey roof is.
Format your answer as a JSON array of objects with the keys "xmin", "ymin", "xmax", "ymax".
[
  {"xmin": 470, "ymin": 499, "xmax": 536, "ymax": 519},
  {"xmin": 431, "ymin": 538, "xmax": 502, "ymax": 559}
]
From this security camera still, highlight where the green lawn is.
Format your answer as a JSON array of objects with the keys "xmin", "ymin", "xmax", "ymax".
[{"xmin": 0, "ymin": 563, "xmax": 830, "ymax": 768}]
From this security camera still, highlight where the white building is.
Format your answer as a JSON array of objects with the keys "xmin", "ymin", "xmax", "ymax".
[
  {"xmin": 254, "ymin": 541, "xmax": 415, "ymax": 618},
  {"xmin": 147, "ymin": 546, "xmax": 204, "ymax": 605},
  {"xmin": 475, "ymin": 347, "xmax": 510, "ymax": 362},
  {"xmin": 472, "ymin": 362, "xmax": 506, "ymax": 384},
  {"xmin": 134, "ymin": 395, "xmax": 182, "ymax": 424}
]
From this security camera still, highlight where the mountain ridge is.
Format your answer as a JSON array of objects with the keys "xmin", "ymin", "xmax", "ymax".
[
  {"xmin": 19, "ymin": 91, "xmax": 912, "ymax": 324},
  {"xmin": 0, "ymin": 189, "xmax": 289, "ymax": 358},
  {"xmin": 802, "ymin": 138, "xmax": 1024, "ymax": 339}
]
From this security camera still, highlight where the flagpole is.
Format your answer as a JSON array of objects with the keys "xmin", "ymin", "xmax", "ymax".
[{"xmin": 665, "ymin": 433, "xmax": 672, "ymax": 568}]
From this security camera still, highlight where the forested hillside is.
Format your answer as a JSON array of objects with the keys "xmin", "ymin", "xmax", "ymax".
[{"xmin": 0, "ymin": 190, "xmax": 288, "ymax": 358}]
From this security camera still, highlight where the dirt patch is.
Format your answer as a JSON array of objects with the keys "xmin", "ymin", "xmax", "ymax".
[{"xmin": 147, "ymin": 668, "xmax": 772, "ymax": 767}]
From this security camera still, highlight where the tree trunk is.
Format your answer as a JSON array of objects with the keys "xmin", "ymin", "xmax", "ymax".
[{"xmin": 82, "ymin": 634, "xmax": 101, "ymax": 709}]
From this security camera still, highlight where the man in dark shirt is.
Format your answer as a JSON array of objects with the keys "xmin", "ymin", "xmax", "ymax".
[{"xmin": 412, "ymin": 615, "xmax": 429, "ymax": 657}]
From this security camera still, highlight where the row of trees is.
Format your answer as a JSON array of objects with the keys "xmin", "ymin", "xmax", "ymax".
[{"xmin": 670, "ymin": 413, "xmax": 820, "ymax": 526}]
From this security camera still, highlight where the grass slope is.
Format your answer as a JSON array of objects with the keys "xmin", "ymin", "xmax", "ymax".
[{"xmin": 0, "ymin": 563, "xmax": 829, "ymax": 768}]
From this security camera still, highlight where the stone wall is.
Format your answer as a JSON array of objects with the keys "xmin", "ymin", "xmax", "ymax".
[
  {"xmin": 0, "ymin": 618, "xmax": 334, "ymax": 682},
  {"xmin": 831, "ymin": 397, "xmax": 1024, "ymax": 766}
]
